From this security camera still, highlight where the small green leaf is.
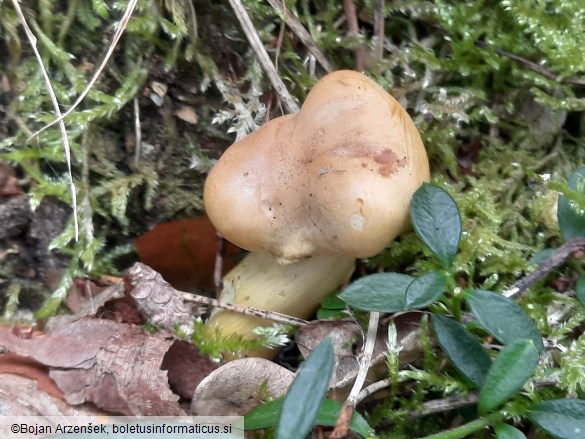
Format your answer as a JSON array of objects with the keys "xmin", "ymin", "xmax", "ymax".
[
  {"xmin": 317, "ymin": 294, "xmax": 347, "ymax": 319},
  {"xmin": 339, "ymin": 273, "xmax": 413, "ymax": 312},
  {"xmin": 478, "ymin": 339, "xmax": 539, "ymax": 414},
  {"xmin": 277, "ymin": 338, "xmax": 334, "ymax": 439},
  {"xmin": 576, "ymin": 277, "xmax": 585, "ymax": 308},
  {"xmin": 410, "ymin": 183, "xmax": 462, "ymax": 268},
  {"xmin": 406, "ymin": 271, "xmax": 447, "ymax": 309},
  {"xmin": 494, "ymin": 423, "xmax": 527, "ymax": 439},
  {"xmin": 431, "ymin": 314, "xmax": 491, "ymax": 388},
  {"xmin": 467, "ymin": 290, "xmax": 544, "ymax": 353},
  {"xmin": 558, "ymin": 166, "xmax": 585, "ymax": 241},
  {"xmin": 245, "ymin": 398, "xmax": 372, "ymax": 437},
  {"xmin": 527, "ymin": 399, "xmax": 585, "ymax": 439}
]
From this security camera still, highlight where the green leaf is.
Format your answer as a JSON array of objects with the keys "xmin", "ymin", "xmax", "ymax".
[
  {"xmin": 277, "ymin": 338, "xmax": 334, "ymax": 439},
  {"xmin": 339, "ymin": 273, "xmax": 413, "ymax": 312},
  {"xmin": 431, "ymin": 314, "xmax": 491, "ymax": 388},
  {"xmin": 576, "ymin": 277, "xmax": 585, "ymax": 308},
  {"xmin": 527, "ymin": 399, "xmax": 585, "ymax": 439},
  {"xmin": 410, "ymin": 183, "xmax": 462, "ymax": 268},
  {"xmin": 245, "ymin": 398, "xmax": 372, "ymax": 437},
  {"xmin": 494, "ymin": 423, "xmax": 527, "ymax": 439},
  {"xmin": 467, "ymin": 289, "xmax": 544, "ymax": 353},
  {"xmin": 558, "ymin": 166, "xmax": 585, "ymax": 241},
  {"xmin": 406, "ymin": 271, "xmax": 447, "ymax": 309},
  {"xmin": 478, "ymin": 339, "xmax": 539, "ymax": 414}
]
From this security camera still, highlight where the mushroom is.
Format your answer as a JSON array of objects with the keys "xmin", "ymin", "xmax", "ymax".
[{"xmin": 204, "ymin": 70, "xmax": 430, "ymax": 356}]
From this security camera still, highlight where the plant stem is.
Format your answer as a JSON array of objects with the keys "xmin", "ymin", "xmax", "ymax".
[{"xmin": 418, "ymin": 412, "xmax": 503, "ymax": 439}]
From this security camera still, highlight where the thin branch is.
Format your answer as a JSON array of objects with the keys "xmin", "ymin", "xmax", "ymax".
[
  {"xmin": 11, "ymin": 0, "xmax": 79, "ymax": 241},
  {"xmin": 373, "ymin": 0, "xmax": 385, "ymax": 63},
  {"xmin": 180, "ymin": 290, "xmax": 308, "ymax": 327},
  {"xmin": 266, "ymin": 0, "xmax": 333, "ymax": 73},
  {"xmin": 343, "ymin": 0, "xmax": 368, "ymax": 71},
  {"xmin": 476, "ymin": 40, "xmax": 585, "ymax": 88},
  {"xmin": 29, "ymin": 0, "xmax": 139, "ymax": 139},
  {"xmin": 228, "ymin": 0, "xmax": 300, "ymax": 114},
  {"xmin": 124, "ymin": 262, "xmax": 308, "ymax": 327},
  {"xmin": 133, "ymin": 97, "xmax": 142, "ymax": 167},
  {"xmin": 331, "ymin": 311, "xmax": 380, "ymax": 438},
  {"xmin": 504, "ymin": 237, "xmax": 585, "ymax": 298}
]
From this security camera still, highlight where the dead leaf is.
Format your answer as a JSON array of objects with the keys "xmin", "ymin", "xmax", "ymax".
[
  {"xmin": 0, "ymin": 161, "xmax": 23, "ymax": 196},
  {"xmin": 135, "ymin": 215, "xmax": 243, "ymax": 292},
  {"xmin": 191, "ymin": 358, "xmax": 294, "ymax": 416},
  {"xmin": 162, "ymin": 340, "xmax": 218, "ymax": 399},
  {"xmin": 296, "ymin": 313, "xmax": 423, "ymax": 389},
  {"xmin": 175, "ymin": 105, "xmax": 199, "ymax": 124},
  {"xmin": 0, "ymin": 318, "xmax": 215, "ymax": 416}
]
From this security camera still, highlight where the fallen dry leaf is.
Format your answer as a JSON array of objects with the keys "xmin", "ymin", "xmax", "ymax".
[
  {"xmin": 0, "ymin": 318, "xmax": 215, "ymax": 416},
  {"xmin": 0, "ymin": 161, "xmax": 24, "ymax": 196},
  {"xmin": 175, "ymin": 105, "xmax": 199, "ymax": 124},
  {"xmin": 162, "ymin": 340, "xmax": 217, "ymax": 400},
  {"xmin": 135, "ymin": 215, "xmax": 242, "ymax": 292},
  {"xmin": 191, "ymin": 358, "xmax": 294, "ymax": 416}
]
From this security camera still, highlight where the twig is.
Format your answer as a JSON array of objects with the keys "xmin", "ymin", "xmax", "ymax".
[
  {"xmin": 228, "ymin": 0, "xmax": 300, "ymax": 114},
  {"xmin": 408, "ymin": 393, "xmax": 480, "ymax": 418},
  {"xmin": 180, "ymin": 290, "xmax": 308, "ymax": 327},
  {"xmin": 213, "ymin": 232, "xmax": 225, "ymax": 295},
  {"xmin": 11, "ymin": 0, "xmax": 79, "ymax": 241},
  {"xmin": 343, "ymin": 0, "xmax": 368, "ymax": 71},
  {"xmin": 29, "ymin": 0, "xmax": 139, "ymax": 139},
  {"xmin": 133, "ymin": 97, "xmax": 142, "ymax": 167},
  {"xmin": 266, "ymin": 0, "xmax": 333, "ymax": 73},
  {"xmin": 125, "ymin": 263, "xmax": 308, "ymax": 327},
  {"xmin": 476, "ymin": 40, "xmax": 585, "ymax": 88},
  {"xmin": 331, "ymin": 311, "xmax": 380, "ymax": 438},
  {"xmin": 373, "ymin": 0, "xmax": 385, "ymax": 62},
  {"xmin": 504, "ymin": 237, "xmax": 585, "ymax": 298},
  {"xmin": 357, "ymin": 377, "xmax": 392, "ymax": 403}
]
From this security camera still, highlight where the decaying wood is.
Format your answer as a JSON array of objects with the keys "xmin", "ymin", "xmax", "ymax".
[{"xmin": 0, "ymin": 318, "xmax": 215, "ymax": 416}]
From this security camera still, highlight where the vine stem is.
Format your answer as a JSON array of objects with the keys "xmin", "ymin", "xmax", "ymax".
[{"xmin": 417, "ymin": 413, "xmax": 504, "ymax": 439}]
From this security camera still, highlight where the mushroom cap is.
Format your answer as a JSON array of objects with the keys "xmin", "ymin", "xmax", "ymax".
[{"xmin": 204, "ymin": 70, "xmax": 430, "ymax": 263}]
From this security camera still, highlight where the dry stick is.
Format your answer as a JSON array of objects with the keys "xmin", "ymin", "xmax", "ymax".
[
  {"xmin": 373, "ymin": 0, "xmax": 385, "ymax": 63},
  {"xmin": 475, "ymin": 40, "xmax": 585, "ymax": 88},
  {"xmin": 11, "ymin": 0, "xmax": 79, "ymax": 241},
  {"xmin": 213, "ymin": 232, "xmax": 226, "ymax": 296},
  {"xmin": 133, "ymin": 97, "xmax": 142, "ymax": 167},
  {"xmin": 29, "ymin": 0, "xmax": 139, "ymax": 139},
  {"xmin": 179, "ymin": 290, "xmax": 308, "ymax": 327},
  {"xmin": 228, "ymin": 0, "xmax": 300, "ymax": 114},
  {"xmin": 343, "ymin": 0, "xmax": 368, "ymax": 71},
  {"xmin": 331, "ymin": 311, "xmax": 380, "ymax": 438},
  {"xmin": 265, "ymin": 0, "xmax": 334, "ymax": 73},
  {"xmin": 503, "ymin": 236, "xmax": 585, "ymax": 298}
]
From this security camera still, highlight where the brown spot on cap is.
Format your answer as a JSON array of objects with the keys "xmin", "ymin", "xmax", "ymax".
[{"xmin": 374, "ymin": 149, "xmax": 407, "ymax": 177}]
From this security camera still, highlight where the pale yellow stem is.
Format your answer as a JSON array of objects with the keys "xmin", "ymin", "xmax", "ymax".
[{"xmin": 208, "ymin": 251, "xmax": 355, "ymax": 357}]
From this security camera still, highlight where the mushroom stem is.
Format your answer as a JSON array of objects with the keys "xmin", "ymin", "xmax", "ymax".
[{"xmin": 207, "ymin": 251, "xmax": 355, "ymax": 357}]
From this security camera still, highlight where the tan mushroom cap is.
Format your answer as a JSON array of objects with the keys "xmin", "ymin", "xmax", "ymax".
[{"xmin": 204, "ymin": 70, "xmax": 430, "ymax": 264}]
